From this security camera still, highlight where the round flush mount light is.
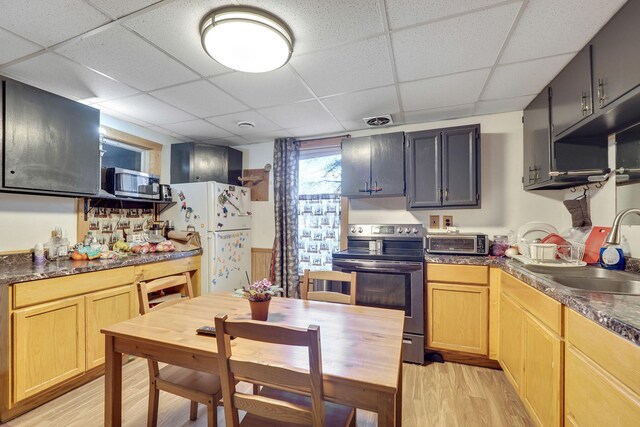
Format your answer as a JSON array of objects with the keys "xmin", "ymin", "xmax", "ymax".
[
  {"xmin": 200, "ymin": 7, "xmax": 293, "ymax": 73},
  {"xmin": 237, "ymin": 121, "xmax": 255, "ymax": 128}
]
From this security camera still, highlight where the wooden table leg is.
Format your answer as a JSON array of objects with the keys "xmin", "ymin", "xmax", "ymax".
[
  {"xmin": 396, "ymin": 361, "xmax": 403, "ymax": 426},
  {"xmin": 105, "ymin": 335, "xmax": 122, "ymax": 427},
  {"xmin": 378, "ymin": 391, "xmax": 396, "ymax": 427}
]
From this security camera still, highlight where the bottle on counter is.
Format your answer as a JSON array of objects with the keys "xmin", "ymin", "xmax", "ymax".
[
  {"xmin": 33, "ymin": 242, "xmax": 45, "ymax": 266},
  {"xmin": 599, "ymin": 244, "xmax": 625, "ymax": 270}
]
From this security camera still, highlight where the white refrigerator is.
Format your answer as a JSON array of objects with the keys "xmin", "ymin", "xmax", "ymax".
[{"xmin": 161, "ymin": 182, "xmax": 252, "ymax": 295}]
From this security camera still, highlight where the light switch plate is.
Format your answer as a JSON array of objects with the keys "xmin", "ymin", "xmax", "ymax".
[
  {"xmin": 443, "ymin": 215, "xmax": 453, "ymax": 227},
  {"xmin": 429, "ymin": 215, "xmax": 439, "ymax": 229}
]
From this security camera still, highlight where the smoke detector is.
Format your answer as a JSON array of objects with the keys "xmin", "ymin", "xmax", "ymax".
[{"xmin": 362, "ymin": 115, "xmax": 393, "ymax": 127}]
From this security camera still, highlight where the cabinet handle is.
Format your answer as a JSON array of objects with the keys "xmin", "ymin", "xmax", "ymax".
[
  {"xmin": 597, "ymin": 78, "xmax": 606, "ymax": 107},
  {"xmin": 371, "ymin": 180, "xmax": 382, "ymax": 192},
  {"xmin": 580, "ymin": 92, "xmax": 586, "ymax": 115},
  {"xmin": 358, "ymin": 181, "xmax": 370, "ymax": 193},
  {"xmin": 444, "ymin": 189, "xmax": 449, "ymax": 201}
]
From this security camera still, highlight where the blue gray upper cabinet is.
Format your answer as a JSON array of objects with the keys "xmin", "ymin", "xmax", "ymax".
[
  {"xmin": 406, "ymin": 125, "xmax": 480, "ymax": 209},
  {"xmin": 341, "ymin": 132, "xmax": 405, "ymax": 198}
]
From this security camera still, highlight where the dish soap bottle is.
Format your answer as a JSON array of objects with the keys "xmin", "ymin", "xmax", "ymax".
[{"xmin": 599, "ymin": 244, "xmax": 625, "ymax": 270}]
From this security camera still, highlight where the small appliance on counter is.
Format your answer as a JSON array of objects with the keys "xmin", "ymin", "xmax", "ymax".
[
  {"xmin": 101, "ymin": 167, "xmax": 160, "ymax": 200},
  {"xmin": 160, "ymin": 184, "xmax": 172, "ymax": 201},
  {"xmin": 425, "ymin": 233, "xmax": 489, "ymax": 255}
]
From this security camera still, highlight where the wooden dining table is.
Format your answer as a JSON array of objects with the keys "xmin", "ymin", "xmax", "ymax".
[{"xmin": 101, "ymin": 292, "xmax": 405, "ymax": 426}]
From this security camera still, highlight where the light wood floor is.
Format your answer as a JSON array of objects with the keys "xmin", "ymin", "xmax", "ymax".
[{"xmin": 3, "ymin": 358, "xmax": 532, "ymax": 427}]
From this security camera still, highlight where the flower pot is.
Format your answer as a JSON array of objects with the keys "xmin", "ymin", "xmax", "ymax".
[{"xmin": 249, "ymin": 299, "xmax": 270, "ymax": 321}]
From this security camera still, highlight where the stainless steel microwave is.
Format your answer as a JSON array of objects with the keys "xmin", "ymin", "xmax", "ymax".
[
  {"xmin": 426, "ymin": 233, "xmax": 489, "ymax": 255},
  {"xmin": 101, "ymin": 167, "xmax": 160, "ymax": 200}
]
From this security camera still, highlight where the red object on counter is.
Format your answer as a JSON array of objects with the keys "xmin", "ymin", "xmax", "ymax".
[{"xmin": 583, "ymin": 226, "xmax": 612, "ymax": 264}]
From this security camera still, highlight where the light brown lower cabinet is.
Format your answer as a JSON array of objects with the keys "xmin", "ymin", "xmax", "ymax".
[
  {"xmin": 85, "ymin": 285, "xmax": 137, "ymax": 370},
  {"xmin": 499, "ymin": 271, "xmax": 562, "ymax": 427},
  {"xmin": 1, "ymin": 255, "xmax": 201, "ymax": 423},
  {"xmin": 12, "ymin": 296, "xmax": 86, "ymax": 402}
]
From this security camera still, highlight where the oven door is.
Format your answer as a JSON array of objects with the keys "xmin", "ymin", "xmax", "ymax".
[{"xmin": 332, "ymin": 258, "xmax": 424, "ymax": 335}]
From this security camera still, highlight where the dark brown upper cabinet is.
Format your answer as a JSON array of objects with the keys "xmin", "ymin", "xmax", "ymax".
[
  {"xmin": 523, "ymin": 89, "xmax": 552, "ymax": 189},
  {"xmin": 406, "ymin": 125, "xmax": 480, "ymax": 209},
  {"xmin": 550, "ymin": 45, "xmax": 593, "ymax": 137},
  {"xmin": 341, "ymin": 132, "xmax": 405, "ymax": 198}
]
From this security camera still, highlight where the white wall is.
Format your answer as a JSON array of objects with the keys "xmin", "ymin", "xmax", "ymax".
[
  {"xmin": 238, "ymin": 111, "xmax": 640, "ymax": 258},
  {"xmin": 237, "ymin": 142, "xmax": 275, "ymax": 249},
  {"xmin": 0, "ymin": 113, "xmax": 181, "ymax": 252}
]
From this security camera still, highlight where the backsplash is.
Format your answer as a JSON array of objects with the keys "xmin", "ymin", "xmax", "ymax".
[{"xmin": 84, "ymin": 207, "xmax": 155, "ymax": 245}]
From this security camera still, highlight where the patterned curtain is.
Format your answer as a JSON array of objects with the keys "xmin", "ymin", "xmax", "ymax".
[{"xmin": 272, "ymin": 138, "xmax": 300, "ymax": 297}]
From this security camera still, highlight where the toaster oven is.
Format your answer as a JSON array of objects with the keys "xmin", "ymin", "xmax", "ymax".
[{"xmin": 426, "ymin": 233, "xmax": 489, "ymax": 255}]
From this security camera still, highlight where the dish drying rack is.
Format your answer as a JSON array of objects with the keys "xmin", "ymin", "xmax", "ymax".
[{"xmin": 512, "ymin": 241, "xmax": 587, "ymax": 267}]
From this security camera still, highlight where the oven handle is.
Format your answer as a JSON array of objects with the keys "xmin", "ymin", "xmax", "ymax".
[{"xmin": 332, "ymin": 259, "xmax": 423, "ymax": 272}]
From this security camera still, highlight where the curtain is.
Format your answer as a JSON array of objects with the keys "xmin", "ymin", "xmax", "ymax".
[{"xmin": 272, "ymin": 138, "xmax": 300, "ymax": 297}]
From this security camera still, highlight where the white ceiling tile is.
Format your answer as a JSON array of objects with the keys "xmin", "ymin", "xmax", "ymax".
[
  {"xmin": 1, "ymin": 52, "xmax": 137, "ymax": 103},
  {"xmin": 321, "ymin": 86, "xmax": 399, "ymax": 121},
  {"xmin": 206, "ymin": 111, "xmax": 281, "ymax": 136},
  {"xmin": 474, "ymin": 95, "xmax": 534, "ymax": 115},
  {"xmin": 386, "ymin": 0, "xmax": 508, "ymax": 30},
  {"xmin": 89, "ymin": 0, "xmax": 160, "ymax": 19},
  {"xmin": 99, "ymin": 94, "xmax": 195, "ymax": 125},
  {"xmin": 201, "ymin": 136, "xmax": 251, "ymax": 147},
  {"xmin": 404, "ymin": 104, "xmax": 475, "ymax": 124},
  {"xmin": 400, "ymin": 69, "xmax": 491, "ymax": 111},
  {"xmin": 482, "ymin": 54, "xmax": 574, "ymax": 100},
  {"xmin": 290, "ymin": 36, "xmax": 394, "ymax": 96},
  {"xmin": 161, "ymin": 119, "xmax": 232, "ymax": 141},
  {"xmin": 0, "ymin": 28, "xmax": 42, "ymax": 65},
  {"xmin": 339, "ymin": 120, "xmax": 371, "ymax": 131},
  {"xmin": 0, "ymin": 0, "xmax": 109, "ymax": 46},
  {"xmin": 500, "ymin": 0, "xmax": 626, "ymax": 63},
  {"xmin": 258, "ymin": 100, "xmax": 340, "ymax": 129},
  {"xmin": 241, "ymin": 130, "xmax": 295, "ymax": 144},
  {"xmin": 98, "ymin": 106, "xmax": 155, "ymax": 128},
  {"xmin": 150, "ymin": 80, "xmax": 247, "ymax": 118},
  {"xmin": 392, "ymin": 2, "xmax": 521, "ymax": 82},
  {"xmin": 242, "ymin": 0, "xmax": 385, "ymax": 53},
  {"xmin": 210, "ymin": 66, "xmax": 315, "ymax": 109},
  {"xmin": 123, "ymin": 0, "xmax": 232, "ymax": 77},
  {"xmin": 286, "ymin": 122, "xmax": 345, "ymax": 138},
  {"xmin": 57, "ymin": 25, "xmax": 198, "ymax": 91},
  {"xmin": 148, "ymin": 126, "xmax": 191, "ymax": 141}
]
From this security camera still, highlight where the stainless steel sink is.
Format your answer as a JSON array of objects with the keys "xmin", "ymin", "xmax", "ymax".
[
  {"xmin": 521, "ymin": 264, "xmax": 638, "ymax": 279},
  {"xmin": 547, "ymin": 276, "xmax": 640, "ymax": 295}
]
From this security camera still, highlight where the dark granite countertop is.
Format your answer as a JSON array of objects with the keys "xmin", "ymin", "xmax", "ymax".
[
  {"xmin": 0, "ymin": 249, "xmax": 202, "ymax": 287},
  {"xmin": 425, "ymin": 254, "xmax": 640, "ymax": 347}
]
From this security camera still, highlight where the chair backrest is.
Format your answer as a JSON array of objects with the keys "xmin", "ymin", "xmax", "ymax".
[
  {"xmin": 300, "ymin": 270, "xmax": 357, "ymax": 305},
  {"xmin": 214, "ymin": 314, "xmax": 325, "ymax": 427},
  {"xmin": 137, "ymin": 272, "xmax": 194, "ymax": 315}
]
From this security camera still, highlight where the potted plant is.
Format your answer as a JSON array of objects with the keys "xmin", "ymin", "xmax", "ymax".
[{"xmin": 235, "ymin": 278, "xmax": 283, "ymax": 321}]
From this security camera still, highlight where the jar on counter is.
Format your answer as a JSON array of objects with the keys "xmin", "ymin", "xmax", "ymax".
[{"xmin": 491, "ymin": 235, "xmax": 510, "ymax": 257}]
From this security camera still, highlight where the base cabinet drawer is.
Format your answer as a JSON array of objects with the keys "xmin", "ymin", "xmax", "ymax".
[
  {"xmin": 565, "ymin": 346, "xmax": 640, "ymax": 426},
  {"xmin": 12, "ymin": 297, "xmax": 86, "ymax": 403}
]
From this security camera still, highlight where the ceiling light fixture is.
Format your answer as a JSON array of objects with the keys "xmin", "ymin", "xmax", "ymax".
[{"xmin": 200, "ymin": 7, "xmax": 293, "ymax": 73}]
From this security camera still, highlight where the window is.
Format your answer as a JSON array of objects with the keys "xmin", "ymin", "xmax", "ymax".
[
  {"xmin": 101, "ymin": 137, "xmax": 149, "ymax": 172},
  {"xmin": 298, "ymin": 142, "xmax": 342, "ymax": 275}
]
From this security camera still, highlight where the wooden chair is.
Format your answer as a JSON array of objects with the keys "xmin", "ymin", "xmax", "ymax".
[
  {"xmin": 300, "ymin": 270, "xmax": 357, "ymax": 305},
  {"xmin": 137, "ymin": 273, "xmax": 222, "ymax": 427},
  {"xmin": 214, "ymin": 314, "xmax": 356, "ymax": 427}
]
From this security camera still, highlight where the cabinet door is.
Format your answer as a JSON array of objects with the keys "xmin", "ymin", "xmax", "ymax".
[
  {"xmin": 193, "ymin": 143, "xmax": 228, "ymax": 183},
  {"xmin": 341, "ymin": 136, "xmax": 371, "ymax": 197},
  {"xmin": 523, "ymin": 89, "xmax": 551, "ymax": 187},
  {"xmin": 406, "ymin": 130, "xmax": 441, "ymax": 208},
  {"xmin": 427, "ymin": 283, "xmax": 488, "ymax": 355},
  {"xmin": 370, "ymin": 132, "xmax": 405, "ymax": 197},
  {"xmin": 522, "ymin": 313, "xmax": 562, "ymax": 427},
  {"xmin": 551, "ymin": 45, "xmax": 593, "ymax": 136},
  {"xmin": 499, "ymin": 293, "xmax": 523, "ymax": 392},
  {"xmin": 85, "ymin": 285, "xmax": 136, "ymax": 370},
  {"xmin": 592, "ymin": 0, "xmax": 640, "ymax": 109},
  {"xmin": 13, "ymin": 297, "xmax": 85, "ymax": 402},
  {"xmin": 441, "ymin": 125, "xmax": 479, "ymax": 206},
  {"xmin": 565, "ymin": 346, "xmax": 640, "ymax": 427}
]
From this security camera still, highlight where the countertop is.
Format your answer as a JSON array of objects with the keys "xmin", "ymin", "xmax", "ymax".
[
  {"xmin": 425, "ymin": 254, "xmax": 640, "ymax": 346},
  {"xmin": 0, "ymin": 249, "xmax": 202, "ymax": 287}
]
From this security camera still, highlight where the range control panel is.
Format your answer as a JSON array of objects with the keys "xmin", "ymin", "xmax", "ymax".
[{"xmin": 347, "ymin": 224, "xmax": 425, "ymax": 238}]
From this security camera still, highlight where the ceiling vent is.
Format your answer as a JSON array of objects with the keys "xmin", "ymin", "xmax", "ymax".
[{"xmin": 363, "ymin": 115, "xmax": 393, "ymax": 127}]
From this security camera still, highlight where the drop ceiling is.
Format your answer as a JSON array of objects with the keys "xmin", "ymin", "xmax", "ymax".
[{"xmin": 0, "ymin": 0, "xmax": 628, "ymax": 145}]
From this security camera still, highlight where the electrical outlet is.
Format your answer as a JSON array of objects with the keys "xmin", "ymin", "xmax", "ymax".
[
  {"xmin": 429, "ymin": 215, "xmax": 440, "ymax": 229},
  {"xmin": 443, "ymin": 215, "xmax": 453, "ymax": 228}
]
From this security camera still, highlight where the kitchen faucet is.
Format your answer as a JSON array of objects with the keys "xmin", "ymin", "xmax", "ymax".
[{"xmin": 605, "ymin": 208, "xmax": 640, "ymax": 245}]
